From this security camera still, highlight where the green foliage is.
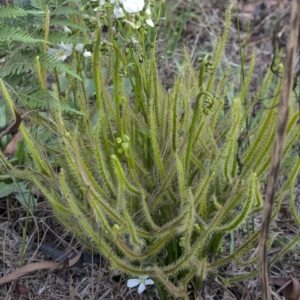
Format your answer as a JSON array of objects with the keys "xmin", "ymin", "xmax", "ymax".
[
  {"xmin": 0, "ymin": 101, "xmax": 57, "ymax": 208},
  {"xmin": 0, "ymin": 6, "xmax": 30, "ymax": 18},
  {"xmin": 1, "ymin": 1, "xmax": 300, "ymax": 299},
  {"xmin": 0, "ymin": 181, "xmax": 37, "ymax": 208},
  {"xmin": 0, "ymin": 25, "xmax": 45, "ymax": 43},
  {"xmin": 0, "ymin": 0, "xmax": 88, "ymax": 112}
]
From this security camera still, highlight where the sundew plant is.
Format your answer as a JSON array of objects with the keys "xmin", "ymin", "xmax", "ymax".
[{"xmin": 1, "ymin": 1, "xmax": 300, "ymax": 299}]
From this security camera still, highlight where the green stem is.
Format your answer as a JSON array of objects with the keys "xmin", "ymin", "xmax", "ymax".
[
  {"xmin": 93, "ymin": 28, "xmax": 102, "ymax": 111},
  {"xmin": 185, "ymin": 55, "xmax": 210, "ymax": 177},
  {"xmin": 185, "ymin": 90, "xmax": 212, "ymax": 180},
  {"xmin": 112, "ymin": 43, "xmax": 122, "ymax": 137},
  {"xmin": 53, "ymin": 67, "xmax": 62, "ymax": 103},
  {"xmin": 153, "ymin": 279, "xmax": 168, "ymax": 299},
  {"xmin": 19, "ymin": 190, "xmax": 32, "ymax": 267}
]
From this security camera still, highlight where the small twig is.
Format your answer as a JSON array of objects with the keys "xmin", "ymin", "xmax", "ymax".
[
  {"xmin": 259, "ymin": 1, "xmax": 300, "ymax": 300},
  {"xmin": 0, "ymin": 109, "xmax": 37, "ymax": 139},
  {"xmin": 0, "ymin": 109, "xmax": 22, "ymax": 139},
  {"xmin": 276, "ymin": 279, "xmax": 292, "ymax": 295}
]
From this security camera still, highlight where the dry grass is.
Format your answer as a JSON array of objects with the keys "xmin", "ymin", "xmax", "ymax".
[{"xmin": 0, "ymin": 203, "xmax": 148, "ymax": 299}]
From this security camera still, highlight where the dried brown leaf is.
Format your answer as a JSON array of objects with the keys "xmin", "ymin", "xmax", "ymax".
[
  {"xmin": 269, "ymin": 276, "xmax": 290, "ymax": 286},
  {"xmin": 3, "ymin": 131, "xmax": 22, "ymax": 157},
  {"xmin": 283, "ymin": 277, "xmax": 300, "ymax": 300},
  {"xmin": 270, "ymin": 276, "xmax": 300, "ymax": 300},
  {"xmin": 15, "ymin": 283, "xmax": 30, "ymax": 295},
  {"xmin": 0, "ymin": 252, "xmax": 81, "ymax": 285}
]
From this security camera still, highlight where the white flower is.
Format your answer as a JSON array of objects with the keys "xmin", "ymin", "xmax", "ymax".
[
  {"xmin": 47, "ymin": 42, "xmax": 73, "ymax": 61},
  {"xmin": 127, "ymin": 276, "xmax": 154, "ymax": 294},
  {"xmin": 113, "ymin": 4, "xmax": 124, "ymax": 18},
  {"xmin": 122, "ymin": 0, "xmax": 144, "ymax": 14},
  {"xmin": 75, "ymin": 43, "xmax": 85, "ymax": 52},
  {"xmin": 74, "ymin": 44, "xmax": 91, "ymax": 58},
  {"xmin": 145, "ymin": 3, "xmax": 154, "ymax": 27},
  {"xmin": 83, "ymin": 50, "xmax": 92, "ymax": 57}
]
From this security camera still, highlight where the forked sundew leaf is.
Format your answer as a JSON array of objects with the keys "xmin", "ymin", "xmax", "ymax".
[{"xmin": 1, "ymin": 1, "xmax": 300, "ymax": 298}]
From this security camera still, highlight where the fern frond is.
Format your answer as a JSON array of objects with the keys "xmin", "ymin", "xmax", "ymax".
[
  {"xmin": 39, "ymin": 54, "xmax": 82, "ymax": 80},
  {"xmin": 1, "ymin": 50, "xmax": 39, "ymax": 77},
  {"xmin": 0, "ymin": 6, "xmax": 43, "ymax": 18},
  {"xmin": 0, "ymin": 25, "xmax": 44, "ymax": 43}
]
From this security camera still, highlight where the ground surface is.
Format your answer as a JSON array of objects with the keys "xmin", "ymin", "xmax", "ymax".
[{"xmin": 1, "ymin": 0, "xmax": 299, "ymax": 299}]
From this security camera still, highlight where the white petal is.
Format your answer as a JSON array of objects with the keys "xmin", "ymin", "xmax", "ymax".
[
  {"xmin": 145, "ymin": 279, "xmax": 154, "ymax": 285},
  {"xmin": 127, "ymin": 279, "xmax": 140, "ymax": 288},
  {"xmin": 83, "ymin": 51, "xmax": 92, "ymax": 57},
  {"xmin": 75, "ymin": 43, "xmax": 84, "ymax": 52},
  {"xmin": 113, "ymin": 5, "xmax": 124, "ymax": 18},
  {"xmin": 58, "ymin": 42, "xmax": 72, "ymax": 51},
  {"xmin": 63, "ymin": 26, "xmax": 72, "ymax": 33},
  {"xmin": 145, "ymin": 18, "xmax": 154, "ymax": 27},
  {"xmin": 59, "ymin": 54, "xmax": 67, "ymax": 61},
  {"xmin": 138, "ymin": 282, "xmax": 146, "ymax": 294},
  {"xmin": 64, "ymin": 49, "xmax": 73, "ymax": 57},
  {"xmin": 47, "ymin": 48, "xmax": 67, "ymax": 61},
  {"xmin": 122, "ymin": 0, "xmax": 144, "ymax": 13},
  {"xmin": 47, "ymin": 48, "xmax": 58, "ymax": 55}
]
